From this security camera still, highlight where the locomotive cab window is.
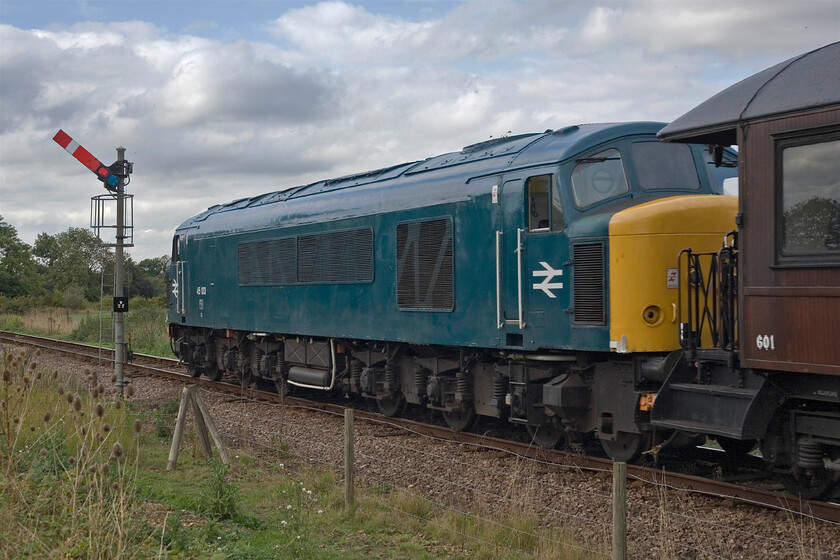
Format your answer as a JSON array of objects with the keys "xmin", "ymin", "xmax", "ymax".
[
  {"xmin": 631, "ymin": 142, "xmax": 700, "ymax": 192},
  {"xmin": 571, "ymin": 149, "xmax": 628, "ymax": 208},
  {"xmin": 527, "ymin": 174, "xmax": 561, "ymax": 231},
  {"xmin": 172, "ymin": 235, "xmax": 180, "ymax": 262},
  {"xmin": 778, "ymin": 133, "xmax": 840, "ymax": 263}
]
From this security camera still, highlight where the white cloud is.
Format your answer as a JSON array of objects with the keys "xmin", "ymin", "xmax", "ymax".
[{"xmin": 1, "ymin": 1, "xmax": 837, "ymax": 261}]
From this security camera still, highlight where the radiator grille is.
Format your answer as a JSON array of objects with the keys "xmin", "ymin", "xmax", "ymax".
[
  {"xmin": 396, "ymin": 218, "xmax": 454, "ymax": 311},
  {"xmin": 237, "ymin": 228, "xmax": 373, "ymax": 285},
  {"xmin": 573, "ymin": 242, "xmax": 605, "ymax": 324},
  {"xmin": 238, "ymin": 238, "xmax": 296, "ymax": 285},
  {"xmin": 298, "ymin": 229, "xmax": 374, "ymax": 283}
]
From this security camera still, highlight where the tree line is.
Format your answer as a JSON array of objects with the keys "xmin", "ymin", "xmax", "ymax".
[{"xmin": 0, "ymin": 215, "xmax": 168, "ymax": 308}]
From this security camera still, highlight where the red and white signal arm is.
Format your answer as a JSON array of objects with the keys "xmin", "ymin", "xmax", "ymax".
[{"xmin": 53, "ymin": 129, "xmax": 117, "ymax": 186}]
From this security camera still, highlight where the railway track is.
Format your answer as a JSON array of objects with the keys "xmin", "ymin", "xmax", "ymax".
[{"xmin": 2, "ymin": 330, "xmax": 838, "ymax": 524}]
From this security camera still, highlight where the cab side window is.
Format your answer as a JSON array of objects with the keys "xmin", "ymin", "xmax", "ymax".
[
  {"xmin": 571, "ymin": 149, "xmax": 628, "ymax": 208},
  {"xmin": 172, "ymin": 235, "xmax": 180, "ymax": 262},
  {"xmin": 526, "ymin": 174, "xmax": 563, "ymax": 232}
]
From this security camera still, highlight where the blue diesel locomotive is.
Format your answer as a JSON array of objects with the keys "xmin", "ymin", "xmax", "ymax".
[{"xmin": 168, "ymin": 121, "xmax": 738, "ymax": 462}]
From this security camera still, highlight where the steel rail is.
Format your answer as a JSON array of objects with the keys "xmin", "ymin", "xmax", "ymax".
[{"xmin": 1, "ymin": 330, "xmax": 838, "ymax": 523}]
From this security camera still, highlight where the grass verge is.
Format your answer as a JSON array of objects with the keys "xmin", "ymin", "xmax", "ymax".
[{"xmin": 1, "ymin": 344, "xmax": 598, "ymax": 559}]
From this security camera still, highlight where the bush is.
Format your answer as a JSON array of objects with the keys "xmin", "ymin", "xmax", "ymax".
[
  {"xmin": 128, "ymin": 295, "xmax": 166, "ymax": 310},
  {"xmin": 70, "ymin": 313, "xmax": 110, "ymax": 342},
  {"xmin": 61, "ymin": 284, "xmax": 87, "ymax": 310},
  {"xmin": 0, "ymin": 295, "xmax": 36, "ymax": 314}
]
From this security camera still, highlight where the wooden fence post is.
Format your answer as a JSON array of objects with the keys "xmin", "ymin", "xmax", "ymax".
[
  {"xmin": 345, "ymin": 408, "xmax": 355, "ymax": 514},
  {"xmin": 166, "ymin": 386, "xmax": 229, "ymax": 470},
  {"xmin": 166, "ymin": 387, "xmax": 191, "ymax": 471},
  {"xmin": 613, "ymin": 461, "xmax": 627, "ymax": 560}
]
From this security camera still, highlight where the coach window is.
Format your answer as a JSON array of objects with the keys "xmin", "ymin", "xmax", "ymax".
[
  {"xmin": 778, "ymin": 134, "xmax": 840, "ymax": 262},
  {"xmin": 571, "ymin": 149, "xmax": 628, "ymax": 208}
]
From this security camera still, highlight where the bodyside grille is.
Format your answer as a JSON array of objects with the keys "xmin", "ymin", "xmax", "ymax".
[
  {"xmin": 396, "ymin": 218, "xmax": 454, "ymax": 311},
  {"xmin": 237, "ymin": 228, "xmax": 373, "ymax": 286},
  {"xmin": 573, "ymin": 242, "xmax": 605, "ymax": 324},
  {"xmin": 297, "ymin": 229, "xmax": 374, "ymax": 283},
  {"xmin": 238, "ymin": 238, "xmax": 296, "ymax": 285}
]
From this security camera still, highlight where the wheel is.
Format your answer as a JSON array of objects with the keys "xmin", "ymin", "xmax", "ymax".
[
  {"xmin": 777, "ymin": 446, "xmax": 840, "ymax": 501},
  {"xmin": 187, "ymin": 361, "xmax": 201, "ymax": 378},
  {"xmin": 716, "ymin": 436, "xmax": 756, "ymax": 457},
  {"xmin": 601, "ymin": 431, "xmax": 644, "ymax": 463},
  {"xmin": 442, "ymin": 405, "xmax": 477, "ymax": 432},
  {"xmin": 239, "ymin": 369, "xmax": 253, "ymax": 389},
  {"xmin": 205, "ymin": 362, "xmax": 223, "ymax": 382},
  {"xmin": 778, "ymin": 466, "xmax": 840, "ymax": 501},
  {"xmin": 526, "ymin": 418, "xmax": 566, "ymax": 449},
  {"xmin": 376, "ymin": 393, "xmax": 406, "ymax": 417}
]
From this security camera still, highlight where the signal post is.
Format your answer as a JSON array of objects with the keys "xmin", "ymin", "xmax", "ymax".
[{"xmin": 53, "ymin": 130, "xmax": 134, "ymax": 393}]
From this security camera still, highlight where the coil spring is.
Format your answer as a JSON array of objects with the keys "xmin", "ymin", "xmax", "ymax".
[
  {"xmin": 456, "ymin": 371, "xmax": 470, "ymax": 395},
  {"xmin": 797, "ymin": 438, "xmax": 824, "ymax": 469},
  {"xmin": 384, "ymin": 363, "xmax": 397, "ymax": 391},
  {"xmin": 350, "ymin": 360, "xmax": 362, "ymax": 390},
  {"xmin": 493, "ymin": 376, "xmax": 506, "ymax": 402},
  {"xmin": 415, "ymin": 369, "xmax": 428, "ymax": 398},
  {"xmin": 205, "ymin": 343, "xmax": 215, "ymax": 363}
]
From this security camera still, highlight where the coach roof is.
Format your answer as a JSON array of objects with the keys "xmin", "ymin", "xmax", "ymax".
[{"xmin": 658, "ymin": 41, "xmax": 840, "ymax": 146}]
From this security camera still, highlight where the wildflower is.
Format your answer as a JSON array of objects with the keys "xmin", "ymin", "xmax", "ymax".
[
  {"xmin": 89, "ymin": 465, "xmax": 98, "ymax": 474},
  {"xmin": 43, "ymin": 411, "xmax": 51, "ymax": 423},
  {"xmin": 317, "ymin": 509, "xmax": 323, "ymax": 514},
  {"xmin": 125, "ymin": 385, "xmax": 134, "ymax": 398},
  {"xmin": 81, "ymin": 425, "xmax": 88, "ymax": 436},
  {"xmin": 281, "ymin": 520, "xmax": 287, "ymax": 526},
  {"xmin": 133, "ymin": 419, "xmax": 142, "ymax": 433},
  {"xmin": 111, "ymin": 442, "xmax": 124, "ymax": 460},
  {"xmin": 73, "ymin": 395, "xmax": 82, "ymax": 412},
  {"xmin": 96, "ymin": 403, "xmax": 105, "ymax": 418},
  {"xmin": 58, "ymin": 384, "xmax": 65, "ymax": 395},
  {"xmin": 39, "ymin": 449, "xmax": 47, "ymax": 457},
  {"xmin": 92, "ymin": 386, "xmax": 99, "ymax": 399},
  {"xmin": 29, "ymin": 425, "xmax": 35, "ymax": 432},
  {"xmin": 102, "ymin": 422, "xmax": 111, "ymax": 433},
  {"xmin": 114, "ymin": 399, "xmax": 122, "ymax": 410},
  {"xmin": 68, "ymin": 457, "xmax": 76, "ymax": 465},
  {"xmin": 12, "ymin": 416, "xmax": 19, "ymax": 424},
  {"xmin": 287, "ymin": 505, "xmax": 292, "ymax": 510},
  {"xmin": 100, "ymin": 463, "xmax": 110, "ymax": 475}
]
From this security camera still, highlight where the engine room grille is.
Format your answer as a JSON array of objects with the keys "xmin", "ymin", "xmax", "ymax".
[
  {"xmin": 238, "ymin": 238, "xmax": 296, "ymax": 285},
  {"xmin": 573, "ymin": 241, "xmax": 605, "ymax": 324},
  {"xmin": 396, "ymin": 218, "xmax": 454, "ymax": 311},
  {"xmin": 237, "ymin": 228, "xmax": 373, "ymax": 285},
  {"xmin": 297, "ymin": 228, "xmax": 374, "ymax": 283}
]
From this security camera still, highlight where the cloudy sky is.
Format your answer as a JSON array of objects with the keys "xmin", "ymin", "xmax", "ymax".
[{"xmin": 1, "ymin": 0, "xmax": 838, "ymax": 261}]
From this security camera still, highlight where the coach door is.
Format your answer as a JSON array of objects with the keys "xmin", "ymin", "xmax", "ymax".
[{"xmin": 498, "ymin": 170, "xmax": 569, "ymax": 348}]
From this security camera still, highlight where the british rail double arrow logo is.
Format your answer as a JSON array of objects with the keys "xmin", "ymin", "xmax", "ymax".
[{"xmin": 532, "ymin": 262, "xmax": 564, "ymax": 298}]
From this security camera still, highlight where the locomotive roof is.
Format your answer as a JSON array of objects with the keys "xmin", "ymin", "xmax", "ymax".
[
  {"xmin": 658, "ymin": 41, "xmax": 840, "ymax": 145},
  {"xmin": 177, "ymin": 121, "xmax": 664, "ymax": 235}
]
